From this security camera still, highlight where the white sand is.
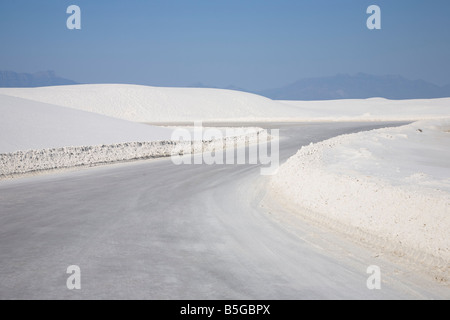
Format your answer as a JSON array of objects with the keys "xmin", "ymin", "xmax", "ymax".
[
  {"xmin": 1, "ymin": 84, "xmax": 449, "ymax": 267},
  {"xmin": 0, "ymin": 94, "xmax": 173, "ymax": 153},
  {"xmin": 271, "ymin": 119, "xmax": 450, "ymax": 267},
  {"xmin": 0, "ymin": 130, "xmax": 264, "ymax": 178},
  {"xmin": 0, "ymin": 94, "xmax": 265, "ymax": 177},
  {"xmin": 1, "ymin": 84, "xmax": 450, "ymax": 123},
  {"xmin": 279, "ymin": 98, "xmax": 450, "ymax": 121},
  {"xmin": 0, "ymin": 84, "xmax": 299, "ymax": 122}
]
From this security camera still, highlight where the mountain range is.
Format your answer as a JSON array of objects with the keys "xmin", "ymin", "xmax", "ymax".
[
  {"xmin": 258, "ymin": 73, "xmax": 450, "ymax": 100},
  {"xmin": 0, "ymin": 71, "xmax": 77, "ymax": 88},
  {"xmin": 1, "ymin": 71, "xmax": 449, "ymax": 100}
]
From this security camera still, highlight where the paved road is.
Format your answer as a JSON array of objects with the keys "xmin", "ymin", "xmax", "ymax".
[{"xmin": 0, "ymin": 122, "xmax": 447, "ymax": 299}]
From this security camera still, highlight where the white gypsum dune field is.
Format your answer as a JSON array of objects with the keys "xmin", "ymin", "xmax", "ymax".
[
  {"xmin": 1, "ymin": 84, "xmax": 449, "ymax": 263},
  {"xmin": 279, "ymin": 98, "xmax": 450, "ymax": 121},
  {"xmin": 0, "ymin": 83, "xmax": 449, "ymax": 298},
  {"xmin": 1, "ymin": 84, "xmax": 450, "ymax": 123},
  {"xmin": 271, "ymin": 119, "xmax": 450, "ymax": 267},
  {"xmin": 0, "ymin": 94, "xmax": 173, "ymax": 153},
  {"xmin": 0, "ymin": 84, "xmax": 299, "ymax": 122},
  {"xmin": 0, "ymin": 94, "xmax": 178, "ymax": 176},
  {"xmin": 0, "ymin": 93, "xmax": 266, "ymax": 177}
]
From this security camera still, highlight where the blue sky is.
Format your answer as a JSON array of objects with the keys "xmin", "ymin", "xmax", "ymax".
[{"xmin": 1, "ymin": 0, "xmax": 450, "ymax": 90}]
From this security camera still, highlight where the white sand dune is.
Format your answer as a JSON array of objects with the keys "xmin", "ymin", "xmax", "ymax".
[
  {"xmin": 271, "ymin": 119, "xmax": 450, "ymax": 267},
  {"xmin": 1, "ymin": 84, "xmax": 449, "ymax": 123},
  {"xmin": 0, "ymin": 94, "xmax": 173, "ymax": 153},
  {"xmin": 0, "ymin": 94, "xmax": 266, "ymax": 177},
  {"xmin": 0, "ymin": 84, "xmax": 299, "ymax": 123},
  {"xmin": 279, "ymin": 98, "xmax": 450, "ymax": 121}
]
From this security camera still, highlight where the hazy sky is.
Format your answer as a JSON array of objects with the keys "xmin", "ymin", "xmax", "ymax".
[{"xmin": 1, "ymin": 0, "xmax": 450, "ymax": 90}]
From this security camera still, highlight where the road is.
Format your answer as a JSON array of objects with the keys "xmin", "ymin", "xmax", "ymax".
[{"xmin": 0, "ymin": 122, "xmax": 447, "ymax": 299}]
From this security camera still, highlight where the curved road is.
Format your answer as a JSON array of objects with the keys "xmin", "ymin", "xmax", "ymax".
[{"xmin": 0, "ymin": 122, "xmax": 447, "ymax": 299}]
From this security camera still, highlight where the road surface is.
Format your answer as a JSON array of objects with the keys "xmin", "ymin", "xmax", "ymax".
[{"xmin": 0, "ymin": 122, "xmax": 448, "ymax": 299}]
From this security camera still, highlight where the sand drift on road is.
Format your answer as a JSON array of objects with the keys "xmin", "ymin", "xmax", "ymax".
[{"xmin": 271, "ymin": 119, "xmax": 450, "ymax": 279}]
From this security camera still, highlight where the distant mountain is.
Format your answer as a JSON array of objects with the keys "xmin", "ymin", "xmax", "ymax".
[
  {"xmin": 4, "ymin": 71, "xmax": 447, "ymax": 100},
  {"xmin": 258, "ymin": 73, "xmax": 450, "ymax": 100},
  {"xmin": 185, "ymin": 82, "xmax": 217, "ymax": 89},
  {"xmin": 185, "ymin": 82, "xmax": 251, "ymax": 93},
  {"xmin": 223, "ymin": 85, "xmax": 251, "ymax": 93},
  {"xmin": 0, "ymin": 71, "xmax": 77, "ymax": 88}
]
